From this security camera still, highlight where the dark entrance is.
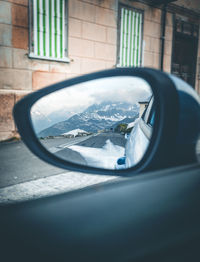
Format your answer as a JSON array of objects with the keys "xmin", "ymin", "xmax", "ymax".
[{"xmin": 171, "ymin": 19, "xmax": 199, "ymax": 88}]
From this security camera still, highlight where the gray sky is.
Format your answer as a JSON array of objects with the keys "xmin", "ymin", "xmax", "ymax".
[{"xmin": 31, "ymin": 76, "xmax": 152, "ymax": 116}]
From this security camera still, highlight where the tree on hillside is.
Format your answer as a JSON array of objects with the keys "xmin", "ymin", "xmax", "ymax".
[{"xmin": 114, "ymin": 123, "xmax": 128, "ymax": 133}]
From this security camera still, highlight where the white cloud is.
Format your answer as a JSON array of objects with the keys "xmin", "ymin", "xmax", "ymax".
[{"xmin": 31, "ymin": 76, "xmax": 152, "ymax": 117}]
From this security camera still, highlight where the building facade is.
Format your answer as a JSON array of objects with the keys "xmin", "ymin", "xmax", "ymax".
[{"xmin": 0, "ymin": 0, "xmax": 200, "ymax": 141}]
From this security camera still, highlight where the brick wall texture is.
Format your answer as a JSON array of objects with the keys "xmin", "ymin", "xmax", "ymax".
[{"xmin": 0, "ymin": 0, "xmax": 200, "ymax": 141}]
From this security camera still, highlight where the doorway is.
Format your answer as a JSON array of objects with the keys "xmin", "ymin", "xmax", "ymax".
[{"xmin": 171, "ymin": 19, "xmax": 199, "ymax": 88}]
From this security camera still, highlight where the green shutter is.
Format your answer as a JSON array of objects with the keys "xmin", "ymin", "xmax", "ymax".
[
  {"xmin": 33, "ymin": 0, "xmax": 65, "ymax": 59},
  {"xmin": 119, "ymin": 7, "xmax": 143, "ymax": 67}
]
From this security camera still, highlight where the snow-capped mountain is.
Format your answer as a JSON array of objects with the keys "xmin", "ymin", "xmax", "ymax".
[
  {"xmin": 83, "ymin": 101, "xmax": 138, "ymax": 121},
  {"xmin": 38, "ymin": 101, "xmax": 139, "ymax": 137}
]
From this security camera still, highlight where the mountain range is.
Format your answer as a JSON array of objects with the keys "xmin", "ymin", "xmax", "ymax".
[{"xmin": 37, "ymin": 101, "xmax": 139, "ymax": 137}]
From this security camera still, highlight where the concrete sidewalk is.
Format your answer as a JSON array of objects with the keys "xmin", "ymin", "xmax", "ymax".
[
  {"xmin": 0, "ymin": 171, "xmax": 116, "ymax": 205},
  {"xmin": 1, "ymin": 138, "xmax": 199, "ymax": 205}
]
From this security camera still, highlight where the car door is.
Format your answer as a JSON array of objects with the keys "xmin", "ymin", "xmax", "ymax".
[
  {"xmin": 1, "ymin": 67, "xmax": 199, "ymax": 262},
  {"xmin": 125, "ymin": 96, "xmax": 154, "ymax": 168}
]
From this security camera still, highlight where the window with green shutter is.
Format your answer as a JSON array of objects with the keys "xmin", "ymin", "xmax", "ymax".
[
  {"xmin": 29, "ymin": 0, "xmax": 69, "ymax": 62},
  {"xmin": 118, "ymin": 6, "xmax": 143, "ymax": 67}
]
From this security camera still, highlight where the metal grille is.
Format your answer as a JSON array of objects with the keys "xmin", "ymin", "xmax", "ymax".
[
  {"xmin": 32, "ymin": 0, "xmax": 66, "ymax": 60},
  {"xmin": 119, "ymin": 7, "xmax": 143, "ymax": 67}
]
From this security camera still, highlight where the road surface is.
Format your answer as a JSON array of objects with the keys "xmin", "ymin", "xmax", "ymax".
[
  {"xmin": 0, "ymin": 139, "xmax": 65, "ymax": 188},
  {"xmin": 40, "ymin": 132, "xmax": 126, "ymax": 165},
  {"xmin": 0, "ymin": 132, "xmax": 124, "ymax": 188},
  {"xmin": 0, "ymin": 132, "xmax": 125, "ymax": 204},
  {"xmin": 1, "ymin": 135, "xmax": 199, "ymax": 204}
]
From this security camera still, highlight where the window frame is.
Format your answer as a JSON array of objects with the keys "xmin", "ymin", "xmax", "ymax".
[
  {"xmin": 28, "ymin": 0, "xmax": 70, "ymax": 63},
  {"xmin": 140, "ymin": 97, "xmax": 154, "ymax": 139},
  {"xmin": 117, "ymin": 4, "xmax": 144, "ymax": 67},
  {"xmin": 142, "ymin": 97, "xmax": 154, "ymax": 125}
]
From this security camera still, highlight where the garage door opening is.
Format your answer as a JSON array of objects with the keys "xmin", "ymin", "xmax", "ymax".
[{"xmin": 171, "ymin": 19, "xmax": 199, "ymax": 88}]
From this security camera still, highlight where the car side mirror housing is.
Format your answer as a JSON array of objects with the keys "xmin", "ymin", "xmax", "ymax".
[{"xmin": 13, "ymin": 68, "xmax": 200, "ymax": 176}]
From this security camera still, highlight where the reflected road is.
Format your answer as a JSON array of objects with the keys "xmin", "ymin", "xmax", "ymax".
[
  {"xmin": 40, "ymin": 132, "xmax": 126, "ymax": 166},
  {"xmin": 0, "ymin": 132, "xmax": 125, "ymax": 188}
]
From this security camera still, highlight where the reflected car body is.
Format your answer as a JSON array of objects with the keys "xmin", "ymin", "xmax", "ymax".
[{"xmin": 116, "ymin": 97, "xmax": 154, "ymax": 169}]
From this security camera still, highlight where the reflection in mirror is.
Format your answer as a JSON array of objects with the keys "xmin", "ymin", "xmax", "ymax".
[{"xmin": 31, "ymin": 76, "xmax": 153, "ymax": 170}]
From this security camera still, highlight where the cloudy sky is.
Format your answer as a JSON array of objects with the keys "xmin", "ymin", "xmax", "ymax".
[{"xmin": 31, "ymin": 76, "xmax": 152, "ymax": 118}]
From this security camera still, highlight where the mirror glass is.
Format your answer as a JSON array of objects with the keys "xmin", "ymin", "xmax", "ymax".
[{"xmin": 31, "ymin": 76, "xmax": 154, "ymax": 170}]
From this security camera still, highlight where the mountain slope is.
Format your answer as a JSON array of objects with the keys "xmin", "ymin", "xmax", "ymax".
[{"xmin": 38, "ymin": 101, "xmax": 139, "ymax": 137}]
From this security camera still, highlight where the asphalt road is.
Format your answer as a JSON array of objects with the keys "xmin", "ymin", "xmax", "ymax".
[
  {"xmin": 76, "ymin": 132, "xmax": 126, "ymax": 148},
  {"xmin": 41, "ymin": 132, "xmax": 126, "ymax": 165},
  {"xmin": 0, "ymin": 132, "xmax": 125, "ymax": 189},
  {"xmin": 0, "ymin": 134, "xmax": 199, "ymax": 191},
  {"xmin": 0, "ymin": 139, "xmax": 65, "ymax": 188},
  {"xmin": 0, "ymin": 132, "xmax": 124, "ymax": 204}
]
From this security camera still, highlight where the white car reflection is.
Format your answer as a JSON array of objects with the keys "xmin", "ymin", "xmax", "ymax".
[{"xmin": 116, "ymin": 97, "xmax": 154, "ymax": 169}]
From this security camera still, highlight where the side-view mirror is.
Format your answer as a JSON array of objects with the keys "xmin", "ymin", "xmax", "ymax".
[{"xmin": 13, "ymin": 68, "xmax": 200, "ymax": 176}]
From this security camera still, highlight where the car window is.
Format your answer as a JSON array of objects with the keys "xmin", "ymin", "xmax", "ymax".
[{"xmin": 148, "ymin": 110, "xmax": 155, "ymax": 126}]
